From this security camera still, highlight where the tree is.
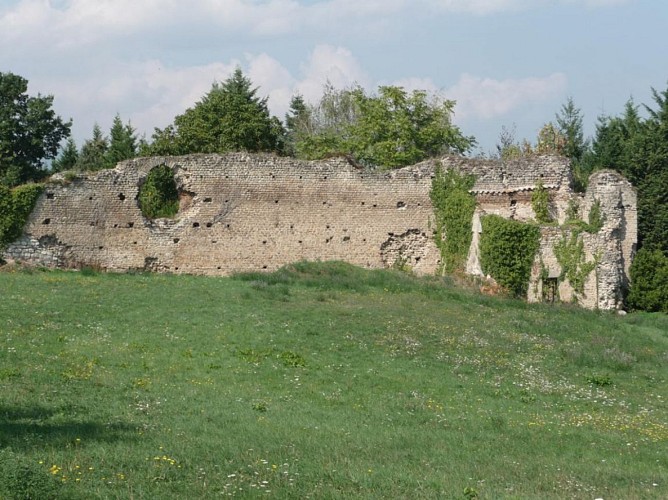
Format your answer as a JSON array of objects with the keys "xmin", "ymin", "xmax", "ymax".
[
  {"xmin": 105, "ymin": 114, "xmax": 137, "ymax": 167},
  {"xmin": 147, "ymin": 68, "xmax": 284, "ymax": 155},
  {"xmin": 51, "ymin": 137, "xmax": 78, "ymax": 172},
  {"xmin": 556, "ymin": 97, "xmax": 588, "ymax": 162},
  {"xmin": 0, "ymin": 72, "xmax": 71, "ymax": 186},
  {"xmin": 290, "ymin": 84, "xmax": 475, "ymax": 169},
  {"xmin": 76, "ymin": 124, "xmax": 108, "ymax": 171}
]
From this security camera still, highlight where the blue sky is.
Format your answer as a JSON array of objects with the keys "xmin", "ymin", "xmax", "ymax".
[{"xmin": 2, "ymin": 0, "xmax": 667, "ymax": 155}]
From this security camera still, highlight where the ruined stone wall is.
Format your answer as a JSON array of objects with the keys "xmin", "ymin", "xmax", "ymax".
[{"xmin": 3, "ymin": 153, "xmax": 635, "ymax": 310}]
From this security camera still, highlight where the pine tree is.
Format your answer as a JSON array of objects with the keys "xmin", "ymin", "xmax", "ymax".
[
  {"xmin": 51, "ymin": 138, "xmax": 79, "ymax": 172},
  {"xmin": 76, "ymin": 124, "xmax": 108, "ymax": 171},
  {"xmin": 105, "ymin": 114, "xmax": 137, "ymax": 167},
  {"xmin": 148, "ymin": 68, "xmax": 284, "ymax": 155}
]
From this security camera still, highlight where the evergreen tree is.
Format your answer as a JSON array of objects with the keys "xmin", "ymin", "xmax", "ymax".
[
  {"xmin": 147, "ymin": 68, "xmax": 284, "ymax": 155},
  {"xmin": 51, "ymin": 138, "xmax": 79, "ymax": 172},
  {"xmin": 76, "ymin": 124, "xmax": 108, "ymax": 171},
  {"xmin": 105, "ymin": 114, "xmax": 137, "ymax": 167}
]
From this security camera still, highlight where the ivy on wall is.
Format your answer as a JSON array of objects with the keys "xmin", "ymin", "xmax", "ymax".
[
  {"xmin": 531, "ymin": 180, "xmax": 553, "ymax": 223},
  {"xmin": 138, "ymin": 165, "xmax": 179, "ymax": 219},
  {"xmin": 480, "ymin": 215, "xmax": 541, "ymax": 297},
  {"xmin": 429, "ymin": 165, "xmax": 476, "ymax": 273},
  {"xmin": 554, "ymin": 231, "xmax": 598, "ymax": 297},
  {"xmin": 0, "ymin": 183, "xmax": 44, "ymax": 251}
]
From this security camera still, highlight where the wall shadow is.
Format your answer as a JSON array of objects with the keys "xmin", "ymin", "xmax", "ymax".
[{"xmin": 0, "ymin": 404, "xmax": 138, "ymax": 451}]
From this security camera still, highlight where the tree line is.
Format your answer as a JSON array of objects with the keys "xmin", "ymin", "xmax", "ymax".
[{"xmin": 0, "ymin": 69, "xmax": 666, "ymax": 311}]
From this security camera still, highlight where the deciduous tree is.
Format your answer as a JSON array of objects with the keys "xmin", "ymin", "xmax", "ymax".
[{"xmin": 0, "ymin": 72, "xmax": 71, "ymax": 186}]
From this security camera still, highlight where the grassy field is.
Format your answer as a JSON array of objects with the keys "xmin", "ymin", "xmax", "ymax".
[{"xmin": 0, "ymin": 262, "xmax": 667, "ymax": 499}]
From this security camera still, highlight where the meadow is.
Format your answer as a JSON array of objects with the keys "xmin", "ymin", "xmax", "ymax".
[{"xmin": 0, "ymin": 262, "xmax": 667, "ymax": 499}]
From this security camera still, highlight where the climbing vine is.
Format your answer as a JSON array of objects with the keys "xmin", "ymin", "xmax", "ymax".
[
  {"xmin": 554, "ymin": 231, "xmax": 597, "ymax": 296},
  {"xmin": 586, "ymin": 199, "xmax": 604, "ymax": 233},
  {"xmin": 0, "ymin": 183, "xmax": 44, "ymax": 251},
  {"xmin": 138, "ymin": 165, "xmax": 179, "ymax": 219},
  {"xmin": 479, "ymin": 215, "xmax": 541, "ymax": 297},
  {"xmin": 531, "ymin": 180, "xmax": 552, "ymax": 223},
  {"xmin": 429, "ymin": 165, "xmax": 476, "ymax": 273}
]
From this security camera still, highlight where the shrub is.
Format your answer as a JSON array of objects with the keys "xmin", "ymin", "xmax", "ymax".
[
  {"xmin": 0, "ymin": 183, "xmax": 44, "ymax": 249},
  {"xmin": 628, "ymin": 248, "xmax": 668, "ymax": 312},
  {"xmin": 480, "ymin": 215, "xmax": 541, "ymax": 297},
  {"xmin": 138, "ymin": 165, "xmax": 179, "ymax": 219}
]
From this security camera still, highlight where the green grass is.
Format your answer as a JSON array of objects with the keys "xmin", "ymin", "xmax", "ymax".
[{"xmin": 0, "ymin": 262, "xmax": 667, "ymax": 499}]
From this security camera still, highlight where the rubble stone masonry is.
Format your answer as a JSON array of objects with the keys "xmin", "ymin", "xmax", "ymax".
[{"xmin": 3, "ymin": 153, "xmax": 636, "ymax": 310}]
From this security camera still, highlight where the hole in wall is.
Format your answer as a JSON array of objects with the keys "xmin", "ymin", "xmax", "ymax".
[
  {"xmin": 263, "ymin": 240, "xmax": 267, "ymax": 244},
  {"xmin": 98, "ymin": 246, "xmax": 104, "ymax": 250},
  {"xmin": 203, "ymin": 197, "xmax": 212, "ymax": 203},
  {"xmin": 127, "ymin": 222, "xmax": 134, "ymax": 228},
  {"xmin": 118, "ymin": 193, "xmax": 126, "ymax": 201},
  {"xmin": 373, "ymin": 204, "xmax": 377, "ymax": 208},
  {"xmin": 173, "ymin": 238, "xmax": 180, "ymax": 243},
  {"xmin": 42, "ymin": 218, "xmax": 50, "ymax": 225},
  {"xmin": 343, "ymin": 236, "xmax": 350, "ymax": 242},
  {"xmin": 262, "ymin": 265, "xmax": 268, "ymax": 269},
  {"xmin": 89, "ymin": 196, "xmax": 93, "ymax": 201},
  {"xmin": 226, "ymin": 224, "xmax": 230, "ymax": 229},
  {"xmin": 206, "ymin": 222, "xmax": 213, "ymax": 228},
  {"xmin": 397, "ymin": 201, "xmax": 406, "ymax": 209},
  {"xmin": 193, "ymin": 222, "xmax": 200, "ymax": 228},
  {"xmin": 46, "ymin": 192, "xmax": 54, "ymax": 199},
  {"xmin": 138, "ymin": 164, "xmax": 179, "ymax": 219},
  {"xmin": 113, "ymin": 224, "xmax": 118, "ymax": 228}
]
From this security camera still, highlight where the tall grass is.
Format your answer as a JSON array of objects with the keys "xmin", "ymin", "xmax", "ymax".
[{"xmin": 0, "ymin": 262, "xmax": 667, "ymax": 498}]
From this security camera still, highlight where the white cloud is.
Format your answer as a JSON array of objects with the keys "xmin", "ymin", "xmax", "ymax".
[{"xmin": 446, "ymin": 73, "xmax": 568, "ymax": 119}]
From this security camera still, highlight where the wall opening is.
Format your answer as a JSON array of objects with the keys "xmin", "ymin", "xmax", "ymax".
[
  {"xmin": 138, "ymin": 165, "xmax": 179, "ymax": 219},
  {"xmin": 542, "ymin": 277, "xmax": 559, "ymax": 304}
]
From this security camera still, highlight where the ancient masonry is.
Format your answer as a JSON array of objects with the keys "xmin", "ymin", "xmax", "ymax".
[{"xmin": 4, "ymin": 153, "xmax": 636, "ymax": 310}]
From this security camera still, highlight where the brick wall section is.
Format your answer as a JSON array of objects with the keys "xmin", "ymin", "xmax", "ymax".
[{"xmin": 4, "ymin": 153, "xmax": 636, "ymax": 310}]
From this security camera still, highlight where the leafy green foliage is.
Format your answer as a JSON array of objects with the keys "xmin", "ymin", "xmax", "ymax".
[
  {"xmin": 429, "ymin": 166, "xmax": 476, "ymax": 272},
  {"xmin": 586, "ymin": 199, "xmax": 604, "ymax": 233},
  {"xmin": 147, "ymin": 69, "xmax": 284, "ymax": 156},
  {"xmin": 480, "ymin": 215, "xmax": 541, "ymax": 297},
  {"xmin": 291, "ymin": 84, "xmax": 475, "ymax": 169},
  {"xmin": 0, "ymin": 183, "xmax": 43, "ymax": 249},
  {"xmin": 0, "ymin": 72, "xmax": 71, "ymax": 186},
  {"xmin": 554, "ymin": 232, "xmax": 597, "ymax": 297},
  {"xmin": 531, "ymin": 180, "xmax": 552, "ymax": 223},
  {"xmin": 138, "ymin": 165, "xmax": 179, "ymax": 219},
  {"xmin": 628, "ymin": 248, "xmax": 668, "ymax": 312}
]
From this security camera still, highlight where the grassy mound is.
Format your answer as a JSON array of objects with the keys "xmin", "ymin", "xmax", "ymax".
[{"xmin": 1, "ymin": 262, "xmax": 667, "ymax": 498}]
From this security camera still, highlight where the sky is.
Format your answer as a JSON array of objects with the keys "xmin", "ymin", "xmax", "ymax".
[{"xmin": 2, "ymin": 0, "xmax": 667, "ymax": 155}]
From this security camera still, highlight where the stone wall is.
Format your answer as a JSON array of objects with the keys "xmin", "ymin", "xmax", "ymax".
[{"xmin": 3, "ymin": 153, "xmax": 636, "ymax": 310}]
